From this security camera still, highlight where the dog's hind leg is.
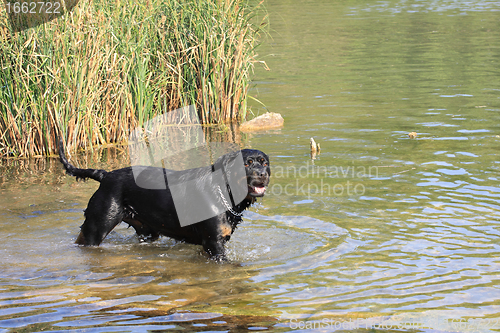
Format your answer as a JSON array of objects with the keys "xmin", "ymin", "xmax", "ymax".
[{"xmin": 75, "ymin": 188, "xmax": 124, "ymax": 246}]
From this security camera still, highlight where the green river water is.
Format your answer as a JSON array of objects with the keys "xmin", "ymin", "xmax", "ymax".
[{"xmin": 1, "ymin": 1, "xmax": 500, "ymax": 332}]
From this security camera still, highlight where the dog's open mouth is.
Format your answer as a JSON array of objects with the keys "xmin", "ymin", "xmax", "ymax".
[{"xmin": 248, "ymin": 184, "xmax": 267, "ymax": 196}]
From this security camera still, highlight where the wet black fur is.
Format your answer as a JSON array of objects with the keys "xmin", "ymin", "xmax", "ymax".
[{"xmin": 58, "ymin": 139, "xmax": 270, "ymax": 261}]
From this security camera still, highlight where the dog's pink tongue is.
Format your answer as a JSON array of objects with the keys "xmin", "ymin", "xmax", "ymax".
[{"xmin": 254, "ymin": 186, "xmax": 266, "ymax": 195}]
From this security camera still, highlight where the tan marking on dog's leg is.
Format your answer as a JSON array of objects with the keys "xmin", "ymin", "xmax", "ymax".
[{"xmin": 220, "ymin": 224, "xmax": 232, "ymax": 238}]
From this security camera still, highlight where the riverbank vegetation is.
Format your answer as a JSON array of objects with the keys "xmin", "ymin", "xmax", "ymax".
[{"xmin": 0, "ymin": 0, "xmax": 267, "ymax": 157}]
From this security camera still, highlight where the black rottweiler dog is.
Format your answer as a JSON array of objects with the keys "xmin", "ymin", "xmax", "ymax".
[{"xmin": 58, "ymin": 140, "xmax": 270, "ymax": 261}]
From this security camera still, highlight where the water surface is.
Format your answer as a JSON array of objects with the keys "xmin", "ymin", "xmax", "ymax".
[{"xmin": 2, "ymin": 0, "xmax": 500, "ymax": 332}]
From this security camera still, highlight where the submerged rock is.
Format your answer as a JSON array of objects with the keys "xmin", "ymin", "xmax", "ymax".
[{"xmin": 239, "ymin": 112, "xmax": 284, "ymax": 132}]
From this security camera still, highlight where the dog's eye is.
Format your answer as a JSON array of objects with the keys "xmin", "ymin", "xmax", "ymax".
[{"xmin": 245, "ymin": 159, "xmax": 253, "ymax": 167}]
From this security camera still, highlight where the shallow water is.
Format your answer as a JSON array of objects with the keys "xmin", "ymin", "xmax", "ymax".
[{"xmin": 2, "ymin": 0, "xmax": 500, "ymax": 332}]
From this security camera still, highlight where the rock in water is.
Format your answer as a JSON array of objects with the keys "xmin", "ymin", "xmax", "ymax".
[
  {"xmin": 408, "ymin": 132, "xmax": 417, "ymax": 139},
  {"xmin": 240, "ymin": 112, "xmax": 284, "ymax": 132}
]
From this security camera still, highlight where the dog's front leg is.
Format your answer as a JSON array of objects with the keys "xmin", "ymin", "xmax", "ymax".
[
  {"xmin": 200, "ymin": 219, "xmax": 229, "ymax": 261},
  {"xmin": 202, "ymin": 234, "xmax": 227, "ymax": 262}
]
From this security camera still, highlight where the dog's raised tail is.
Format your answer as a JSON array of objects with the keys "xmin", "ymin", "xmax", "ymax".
[{"xmin": 58, "ymin": 138, "xmax": 107, "ymax": 182}]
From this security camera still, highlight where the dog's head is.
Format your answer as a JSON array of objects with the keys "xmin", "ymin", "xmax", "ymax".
[{"xmin": 241, "ymin": 149, "xmax": 271, "ymax": 197}]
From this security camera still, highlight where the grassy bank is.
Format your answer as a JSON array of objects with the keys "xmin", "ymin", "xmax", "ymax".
[{"xmin": 0, "ymin": 0, "xmax": 267, "ymax": 157}]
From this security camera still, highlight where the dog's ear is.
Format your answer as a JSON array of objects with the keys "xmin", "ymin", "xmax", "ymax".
[{"xmin": 214, "ymin": 150, "xmax": 248, "ymax": 205}]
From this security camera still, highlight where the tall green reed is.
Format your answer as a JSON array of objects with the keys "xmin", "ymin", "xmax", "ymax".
[{"xmin": 0, "ymin": 0, "xmax": 267, "ymax": 157}]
